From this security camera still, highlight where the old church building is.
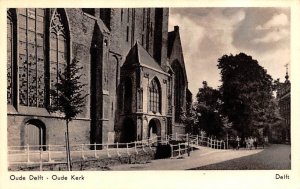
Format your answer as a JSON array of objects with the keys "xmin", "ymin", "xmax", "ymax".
[{"xmin": 7, "ymin": 8, "xmax": 191, "ymax": 148}]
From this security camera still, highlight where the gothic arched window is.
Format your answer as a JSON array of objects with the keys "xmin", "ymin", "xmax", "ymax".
[
  {"xmin": 7, "ymin": 9, "xmax": 16, "ymax": 105},
  {"xmin": 18, "ymin": 8, "xmax": 46, "ymax": 107},
  {"xmin": 149, "ymin": 78, "xmax": 161, "ymax": 113},
  {"xmin": 50, "ymin": 9, "xmax": 68, "ymax": 105}
]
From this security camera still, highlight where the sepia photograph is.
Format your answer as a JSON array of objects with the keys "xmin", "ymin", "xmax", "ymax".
[
  {"xmin": 6, "ymin": 7, "xmax": 291, "ymax": 171},
  {"xmin": 1, "ymin": 1, "xmax": 299, "ymax": 189}
]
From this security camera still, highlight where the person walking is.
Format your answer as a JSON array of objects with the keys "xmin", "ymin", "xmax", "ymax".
[
  {"xmin": 254, "ymin": 137, "xmax": 258, "ymax": 149},
  {"xmin": 235, "ymin": 136, "xmax": 240, "ymax": 150},
  {"xmin": 245, "ymin": 137, "xmax": 249, "ymax": 150},
  {"xmin": 249, "ymin": 137, "xmax": 254, "ymax": 150}
]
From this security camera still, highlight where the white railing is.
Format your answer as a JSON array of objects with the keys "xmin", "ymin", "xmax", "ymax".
[
  {"xmin": 8, "ymin": 133, "xmax": 228, "ymax": 168},
  {"xmin": 170, "ymin": 142, "xmax": 188, "ymax": 159},
  {"xmin": 201, "ymin": 136, "xmax": 226, "ymax": 149},
  {"xmin": 8, "ymin": 137, "xmax": 160, "ymax": 167},
  {"xmin": 168, "ymin": 134, "xmax": 227, "ymax": 158}
]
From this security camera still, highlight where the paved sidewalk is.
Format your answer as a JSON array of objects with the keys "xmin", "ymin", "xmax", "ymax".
[{"xmin": 109, "ymin": 147, "xmax": 263, "ymax": 170}]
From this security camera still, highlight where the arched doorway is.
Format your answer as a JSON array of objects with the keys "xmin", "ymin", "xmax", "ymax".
[
  {"xmin": 25, "ymin": 119, "xmax": 46, "ymax": 151},
  {"xmin": 121, "ymin": 118, "xmax": 136, "ymax": 143},
  {"xmin": 148, "ymin": 118, "xmax": 161, "ymax": 139}
]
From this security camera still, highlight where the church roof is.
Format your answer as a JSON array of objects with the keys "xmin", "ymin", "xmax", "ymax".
[{"xmin": 123, "ymin": 42, "xmax": 164, "ymax": 72}]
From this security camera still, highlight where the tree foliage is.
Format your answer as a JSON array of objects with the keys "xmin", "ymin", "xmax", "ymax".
[
  {"xmin": 196, "ymin": 81, "xmax": 220, "ymax": 112},
  {"xmin": 217, "ymin": 53, "xmax": 281, "ymax": 137},
  {"xmin": 181, "ymin": 102, "xmax": 198, "ymax": 135},
  {"xmin": 50, "ymin": 58, "xmax": 88, "ymax": 122},
  {"xmin": 194, "ymin": 81, "xmax": 224, "ymax": 137}
]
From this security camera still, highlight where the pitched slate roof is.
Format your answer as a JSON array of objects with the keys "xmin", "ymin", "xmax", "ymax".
[{"xmin": 123, "ymin": 42, "xmax": 164, "ymax": 72}]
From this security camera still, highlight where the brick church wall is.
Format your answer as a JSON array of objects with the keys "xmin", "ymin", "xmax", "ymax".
[
  {"xmin": 7, "ymin": 9, "xmax": 98, "ymax": 147},
  {"xmin": 7, "ymin": 8, "xmax": 189, "ymax": 148}
]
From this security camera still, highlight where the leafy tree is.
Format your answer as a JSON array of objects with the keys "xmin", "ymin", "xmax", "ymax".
[
  {"xmin": 194, "ymin": 81, "xmax": 223, "ymax": 137},
  {"xmin": 196, "ymin": 81, "xmax": 220, "ymax": 112},
  {"xmin": 49, "ymin": 58, "xmax": 88, "ymax": 170},
  {"xmin": 272, "ymin": 78, "xmax": 281, "ymax": 91},
  {"xmin": 181, "ymin": 102, "xmax": 198, "ymax": 135},
  {"xmin": 217, "ymin": 53, "xmax": 281, "ymax": 138}
]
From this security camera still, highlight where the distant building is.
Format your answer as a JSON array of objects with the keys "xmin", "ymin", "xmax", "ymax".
[
  {"xmin": 7, "ymin": 8, "xmax": 191, "ymax": 148},
  {"xmin": 273, "ymin": 71, "xmax": 290, "ymax": 143}
]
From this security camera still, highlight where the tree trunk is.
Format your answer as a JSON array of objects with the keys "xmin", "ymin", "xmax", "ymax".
[{"xmin": 66, "ymin": 119, "xmax": 72, "ymax": 171}]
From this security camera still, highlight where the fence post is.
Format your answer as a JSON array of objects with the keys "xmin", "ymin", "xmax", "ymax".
[
  {"xmin": 134, "ymin": 141, "xmax": 138, "ymax": 154},
  {"xmin": 27, "ymin": 144, "xmax": 30, "ymax": 163},
  {"xmin": 117, "ymin": 142, "xmax": 121, "ymax": 156},
  {"xmin": 178, "ymin": 143, "xmax": 181, "ymax": 157},
  {"xmin": 126, "ymin": 143, "xmax": 130, "ymax": 155},
  {"xmin": 186, "ymin": 133, "xmax": 188, "ymax": 142},
  {"xmin": 170, "ymin": 145, "xmax": 173, "ymax": 158},
  {"xmin": 94, "ymin": 143, "xmax": 99, "ymax": 158},
  {"xmin": 196, "ymin": 135, "xmax": 199, "ymax": 146},
  {"xmin": 107, "ymin": 143, "xmax": 111, "ymax": 157},
  {"xmin": 80, "ymin": 144, "xmax": 85, "ymax": 159},
  {"xmin": 142, "ymin": 141, "xmax": 146, "ymax": 152},
  {"xmin": 176, "ymin": 133, "xmax": 178, "ymax": 141},
  {"xmin": 39, "ymin": 147, "xmax": 43, "ymax": 171},
  {"xmin": 214, "ymin": 139, "xmax": 216, "ymax": 149},
  {"xmin": 48, "ymin": 144, "xmax": 52, "ymax": 162}
]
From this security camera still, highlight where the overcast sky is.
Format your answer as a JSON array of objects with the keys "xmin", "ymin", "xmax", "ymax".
[{"xmin": 168, "ymin": 8, "xmax": 290, "ymax": 98}]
